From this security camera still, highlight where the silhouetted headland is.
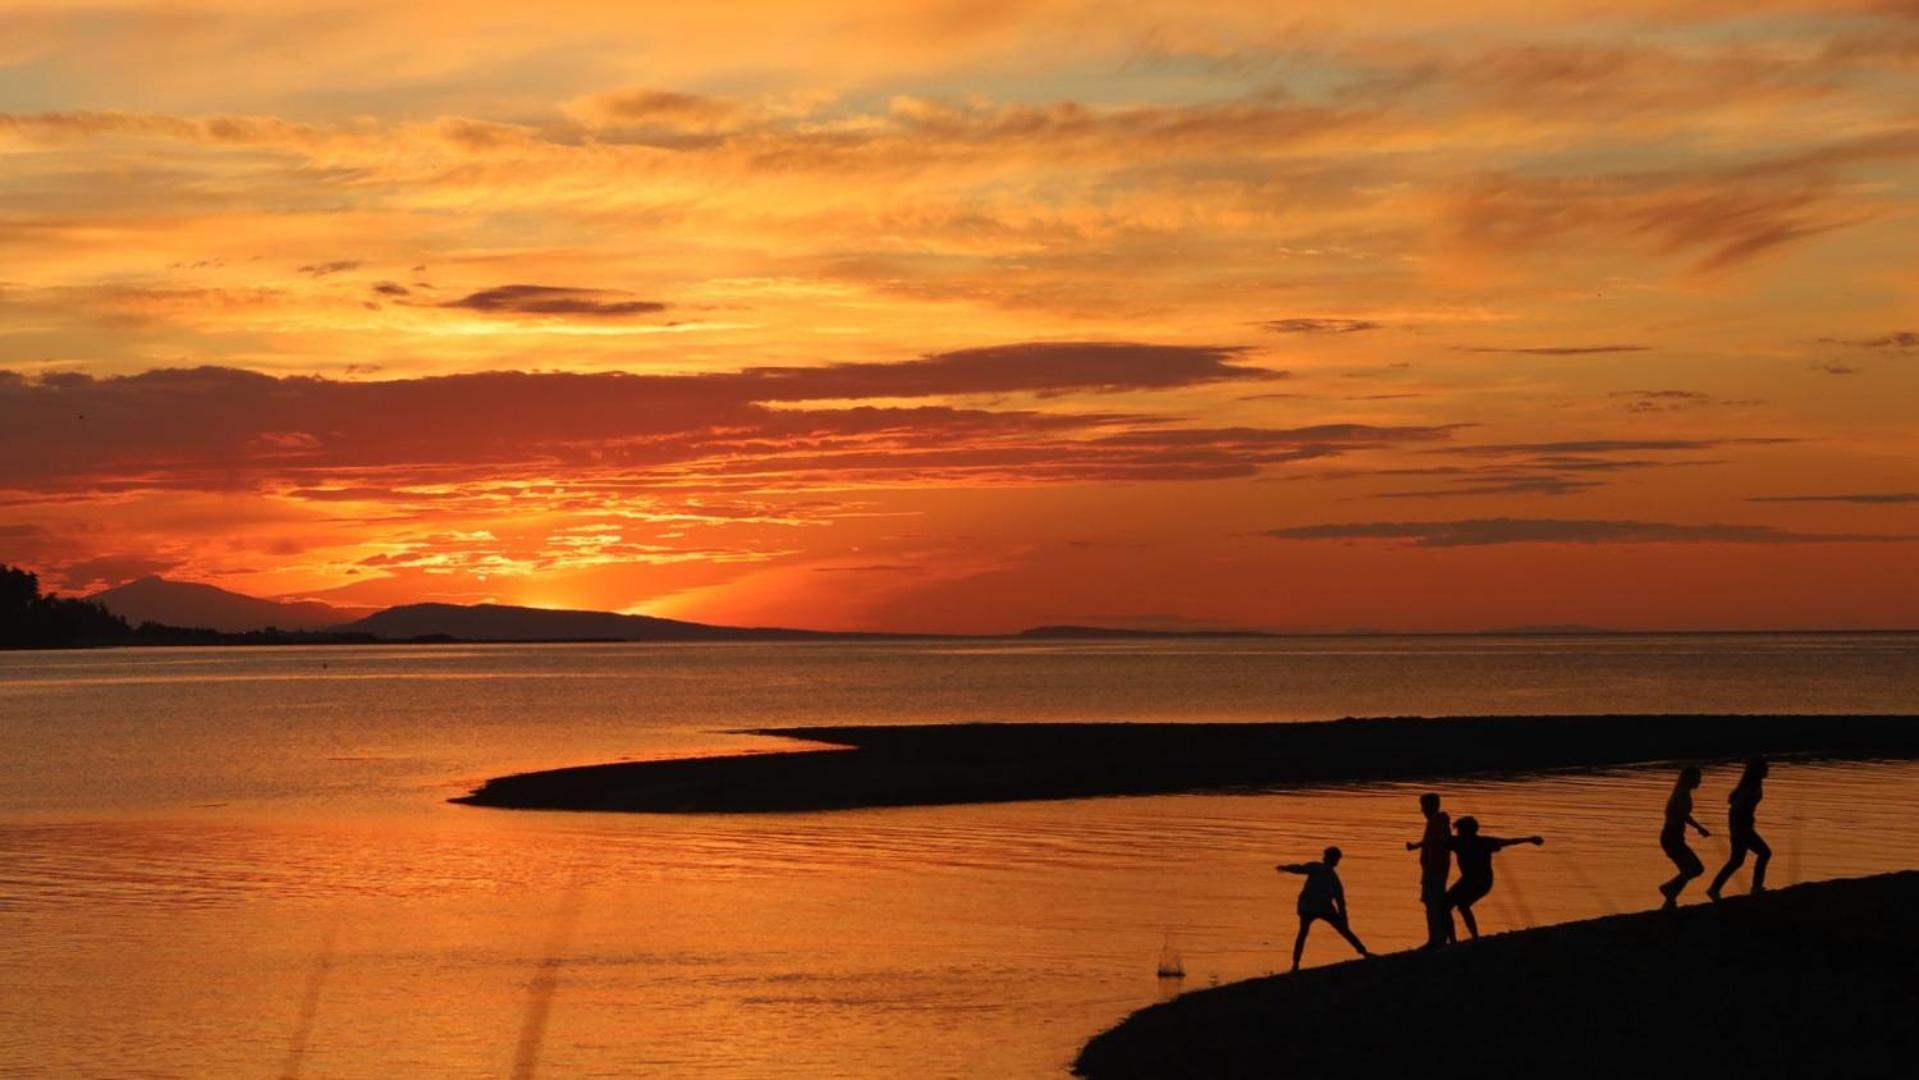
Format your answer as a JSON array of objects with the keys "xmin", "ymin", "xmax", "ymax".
[
  {"xmin": 1073, "ymin": 871, "xmax": 1919, "ymax": 1078},
  {"xmin": 338, "ymin": 605, "xmax": 1275, "ymax": 642},
  {"xmin": 1013, "ymin": 624, "xmax": 1274, "ymax": 640},
  {"xmin": 335, "ymin": 602, "xmax": 912, "ymax": 642},
  {"xmin": 8, "ymin": 565, "xmax": 1286, "ymax": 647},
  {"xmin": 12, "ymin": 566, "xmax": 1913, "ymax": 647},
  {"xmin": 87, "ymin": 575, "xmax": 377, "ymax": 632},
  {"xmin": 453, "ymin": 714, "xmax": 1919, "ymax": 813}
]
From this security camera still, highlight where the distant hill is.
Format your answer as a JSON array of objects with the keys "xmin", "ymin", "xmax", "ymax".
[
  {"xmin": 1016, "ymin": 624, "xmax": 1273, "ymax": 639},
  {"xmin": 88, "ymin": 576, "xmax": 372, "ymax": 633},
  {"xmin": 75, "ymin": 582, "xmax": 1281, "ymax": 644},
  {"xmin": 1485, "ymin": 624, "xmax": 1615, "ymax": 635},
  {"xmin": 336, "ymin": 602, "xmax": 877, "ymax": 642}
]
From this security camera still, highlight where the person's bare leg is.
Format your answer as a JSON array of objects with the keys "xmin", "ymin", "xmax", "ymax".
[
  {"xmin": 1327, "ymin": 912, "xmax": 1369, "ymax": 957},
  {"xmin": 1707, "ymin": 844, "xmax": 1747, "ymax": 901},
  {"xmin": 1422, "ymin": 895, "xmax": 1452, "ymax": 949},
  {"xmin": 1458, "ymin": 903, "xmax": 1479, "ymax": 939},
  {"xmin": 1663, "ymin": 848, "xmax": 1702, "ymax": 908},
  {"xmin": 1291, "ymin": 917, "xmax": 1312, "ymax": 972},
  {"xmin": 1749, "ymin": 834, "xmax": 1771, "ymax": 893}
]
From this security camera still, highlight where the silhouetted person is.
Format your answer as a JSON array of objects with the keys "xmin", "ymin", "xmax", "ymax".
[
  {"xmin": 1707, "ymin": 758, "xmax": 1772, "ymax": 901},
  {"xmin": 1659, "ymin": 765, "xmax": 1710, "ymax": 908},
  {"xmin": 1276, "ymin": 846, "xmax": 1371, "ymax": 971},
  {"xmin": 1444, "ymin": 816, "xmax": 1544, "ymax": 939},
  {"xmin": 1406, "ymin": 792, "xmax": 1454, "ymax": 947}
]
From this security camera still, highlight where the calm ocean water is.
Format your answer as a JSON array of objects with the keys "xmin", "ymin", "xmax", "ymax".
[{"xmin": 2, "ymin": 635, "xmax": 1917, "ymax": 1077}]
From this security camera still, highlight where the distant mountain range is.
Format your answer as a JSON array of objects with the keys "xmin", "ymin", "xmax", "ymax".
[
  {"xmin": 81, "ymin": 576, "xmax": 1278, "ymax": 642},
  {"xmin": 87, "ymin": 576, "xmax": 376, "ymax": 633},
  {"xmin": 336, "ymin": 602, "xmax": 892, "ymax": 642},
  {"xmin": 1015, "ymin": 624, "xmax": 1272, "ymax": 640}
]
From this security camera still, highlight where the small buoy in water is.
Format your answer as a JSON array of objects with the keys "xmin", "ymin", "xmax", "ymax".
[{"xmin": 1156, "ymin": 933, "xmax": 1184, "ymax": 979}]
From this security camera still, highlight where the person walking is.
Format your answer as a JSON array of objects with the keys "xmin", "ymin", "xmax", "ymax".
[
  {"xmin": 1659, "ymin": 765, "xmax": 1711, "ymax": 908},
  {"xmin": 1707, "ymin": 758, "xmax": 1772, "ymax": 901},
  {"xmin": 1276, "ymin": 846, "xmax": 1371, "ymax": 971}
]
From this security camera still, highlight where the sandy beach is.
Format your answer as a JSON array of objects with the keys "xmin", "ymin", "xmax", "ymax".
[{"xmin": 455, "ymin": 714, "xmax": 1919, "ymax": 813}]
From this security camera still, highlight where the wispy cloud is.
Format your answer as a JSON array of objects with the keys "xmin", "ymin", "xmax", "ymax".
[
  {"xmin": 1262, "ymin": 318, "xmax": 1383, "ymax": 334},
  {"xmin": 1446, "ymin": 170, "xmax": 1882, "ymax": 275},
  {"xmin": 1452, "ymin": 344, "xmax": 1649, "ymax": 356},
  {"xmin": 440, "ymin": 285, "xmax": 668, "ymax": 318},
  {"xmin": 1376, "ymin": 477, "xmax": 1602, "ymax": 498},
  {"xmin": 1748, "ymin": 492, "xmax": 1919, "ymax": 505},
  {"xmin": 1819, "ymin": 331, "xmax": 1918, "ymax": 349},
  {"xmin": 740, "ymin": 342, "xmax": 1280, "ymax": 400},
  {"xmin": 1608, "ymin": 389, "xmax": 1762, "ymax": 413},
  {"xmin": 1267, "ymin": 517, "xmax": 1916, "ymax": 547},
  {"xmin": 1445, "ymin": 438, "xmax": 1791, "ymax": 457}
]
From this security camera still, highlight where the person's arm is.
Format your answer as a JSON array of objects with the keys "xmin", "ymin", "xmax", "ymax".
[
  {"xmin": 1333, "ymin": 877, "xmax": 1347, "ymax": 918},
  {"xmin": 1276, "ymin": 863, "xmax": 1309, "ymax": 875},
  {"xmin": 1490, "ymin": 835, "xmax": 1546, "ymax": 849},
  {"xmin": 1688, "ymin": 815, "xmax": 1710, "ymax": 837},
  {"xmin": 1404, "ymin": 839, "xmax": 1424, "ymax": 851}
]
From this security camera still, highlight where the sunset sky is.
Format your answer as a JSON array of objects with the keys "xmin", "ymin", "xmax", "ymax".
[{"xmin": 2, "ymin": 0, "xmax": 1916, "ymax": 632}]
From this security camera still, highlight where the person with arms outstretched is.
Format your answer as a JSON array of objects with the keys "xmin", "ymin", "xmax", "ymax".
[
  {"xmin": 1444, "ymin": 816, "xmax": 1543, "ymax": 939},
  {"xmin": 1707, "ymin": 758, "xmax": 1772, "ymax": 901},
  {"xmin": 1659, "ymin": 764, "xmax": 1710, "ymax": 908},
  {"xmin": 1276, "ymin": 846, "xmax": 1371, "ymax": 972},
  {"xmin": 1406, "ymin": 792, "xmax": 1454, "ymax": 947}
]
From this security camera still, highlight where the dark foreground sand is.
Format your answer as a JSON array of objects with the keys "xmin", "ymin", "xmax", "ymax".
[
  {"xmin": 454, "ymin": 714, "xmax": 1918, "ymax": 813},
  {"xmin": 1075, "ymin": 871, "xmax": 1919, "ymax": 1079}
]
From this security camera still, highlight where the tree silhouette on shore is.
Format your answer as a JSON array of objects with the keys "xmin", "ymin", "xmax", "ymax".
[
  {"xmin": 0, "ymin": 564, "xmax": 132, "ymax": 648},
  {"xmin": 1, "ymin": 563, "xmax": 379, "ymax": 649}
]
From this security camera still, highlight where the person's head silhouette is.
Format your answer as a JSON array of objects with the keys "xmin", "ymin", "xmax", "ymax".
[
  {"xmin": 1680, "ymin": 764, "xmax": 1702, "ymax": 788},
  {"xmin": 1323, "ymin": 846, "xmax": 1342, "ymax": 866},
  {"xmin": 1455, "ymin": 815, "xmax": 1480, "ymax": 836},
  {"xmin": 1743, "ymin": 757, "xmax": 1769, "ymax": 782},
  {"xmin": 1420, "ymin": 792, "xmax": 1441, "ymax": 814}
]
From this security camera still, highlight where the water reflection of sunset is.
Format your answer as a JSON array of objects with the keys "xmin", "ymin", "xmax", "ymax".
[{"xmin": 8, "ymin": 762, "xmax": 1918, "ymax": 1077}]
